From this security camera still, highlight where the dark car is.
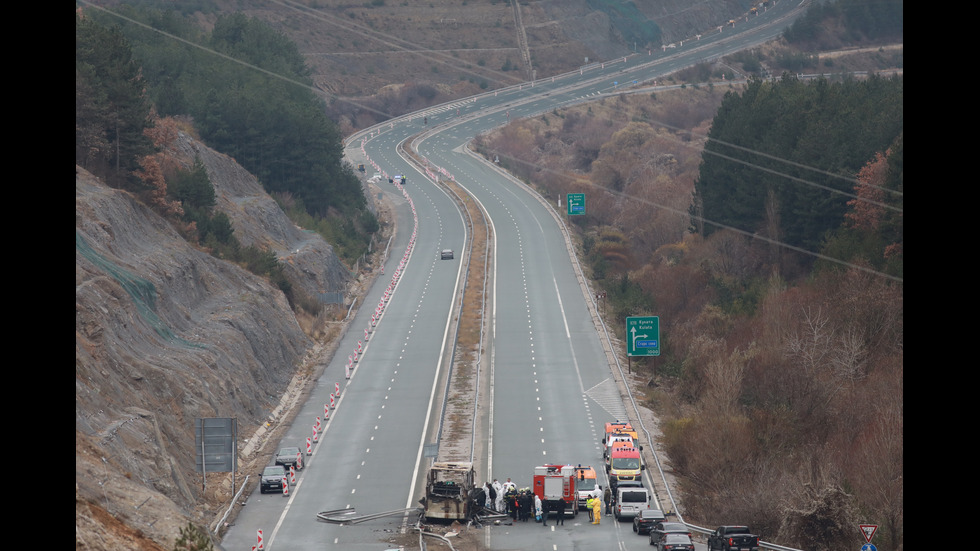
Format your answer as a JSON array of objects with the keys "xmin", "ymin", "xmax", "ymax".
[
  {"xmin": 275, "ymin": 446, "xmax": 303, "ymax": 472},
  {"xmin": 654, "ymin": 533, "xmax": 695, "ymax": 551},
  {"xmin": 611, "ymin": 478, "xmax": 643, "ymax": 493},
  {"xmin": 650, "ymin": 522, "xmax": 692, "ymax": 546},
  {"xmin": 260, "ymin": 465, "xmax": 286, "ymax": 494},
  {"xmin": 633, "ymin": 508, "xmax": 667, "ymax": 534},
  {"xmin": 708, "ymin": 526, "xmax": 760, "ymax": 551},
  {"xmin": 440, "ymin": 249, "xmax": 454, "ymax": 260}
]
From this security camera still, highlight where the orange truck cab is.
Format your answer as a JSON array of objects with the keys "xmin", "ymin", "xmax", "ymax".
[
  {"xmin": 604, "ymin": 433, "xmax": 636, "ymax": 463},
  {"xmin": 608, "ymin": 444, "xmax": 644, "ymax": 482},
  {"xmin": 604, "ymin": 421, "xmax": 632, "ymax": 438},
  {"xmin": 603, "ymin": 422, "xmax": 639, "ymax": 446},
  {"xmin": 603, "ymin": 421, "xmax": 641, "ymax": 464}
]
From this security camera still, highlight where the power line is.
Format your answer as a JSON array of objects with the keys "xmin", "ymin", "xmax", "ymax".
[
  {"xmin": 637, "ymin": 102, "xmax": 902, "ymax": 199},
  {"xmin": 78, "ymin": 0, "xmax": 392, "ymax": 120},
  {"xmin": 487, "ymin": 146, "xmax": 901, "ymax": 283},
  {"xmin": 267, "ymin": 0, "xmax": 520, "ymax": 88},
  {"xmin": 79, "ymin": 1, "xmax": 901, "ymax": 282}
]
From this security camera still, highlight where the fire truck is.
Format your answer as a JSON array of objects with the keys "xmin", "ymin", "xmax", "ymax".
[{"xmin": 532, "ymin": 464, "xmax": 578, "ymax": 519}]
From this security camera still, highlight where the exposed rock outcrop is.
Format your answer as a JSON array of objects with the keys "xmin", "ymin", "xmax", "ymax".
[{"xmin": 76, "ymin": 131, "xmax": 352, "ymax": 548}]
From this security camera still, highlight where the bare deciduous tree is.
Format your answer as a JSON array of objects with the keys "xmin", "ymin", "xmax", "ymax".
[
  {"xmin": 784, "ymin": 306, "xmax": 832, "ymax": 376},
  {"xmin": 777, "ymin": 484, "xmax": 862, "ymax": 551}
]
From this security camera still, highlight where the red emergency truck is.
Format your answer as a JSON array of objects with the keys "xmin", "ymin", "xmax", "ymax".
[{"xmin": 532, "ymin": 464, "xmax": 578, "ymax": 519}]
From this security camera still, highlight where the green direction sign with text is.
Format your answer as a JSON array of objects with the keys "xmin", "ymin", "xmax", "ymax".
[
  {"xmin": 567, "ymin": 193, "xmax": 585, "ymax": 215},
  {"xmin": 626, "ymin": 316, "xmax": 660, "ymax": 357}
]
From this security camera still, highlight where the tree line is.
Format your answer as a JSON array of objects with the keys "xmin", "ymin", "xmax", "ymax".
[
  {"xmin": 783, "ymin": 0, "xmax": 903, "ymax": 47},
  {"xmin": 76, "ymin": 13, "xmax": 154, "ymax": 190},
  {"xmin": 694, "ymin": 74, "xmax": 903, "ymax": 279},
  {"xmin": 76, "ymin": 6, "xmax": 376, "ymax": 265}
]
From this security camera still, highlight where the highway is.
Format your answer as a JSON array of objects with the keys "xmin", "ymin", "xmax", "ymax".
[{"xmin": 220, "ymin": 1, "xmax": 807, "ymax": 549}]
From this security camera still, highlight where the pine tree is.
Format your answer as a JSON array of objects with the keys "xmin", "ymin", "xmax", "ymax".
[
  {"xmin": 76, "ymin": 13, "xmax": 154, "ymax": 188},
  {"xmin": 172, "ymin": 522, "xmax": 214, "ymax": 551}
]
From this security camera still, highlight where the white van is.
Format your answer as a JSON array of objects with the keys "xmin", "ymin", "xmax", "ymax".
[{"xmin": 615, "ymin": 485, "xmax": 650, "ymax": 521}]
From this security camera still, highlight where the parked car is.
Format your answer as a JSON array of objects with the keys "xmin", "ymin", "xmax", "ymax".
[
  {"xmin": 441, "ymin": 249, "xmax": 454, "ymax": 260},
  {"xmin": 654, "ymin": 533, "xmax": 695, "ymax": 551},
  {"xmin": 612, "ymin": 478, "xmax": 643, "ymax": 491},
  {"xmin": 650, "ymin": 522, "xmax": 691, "ymax": 546},
  {"xmin": 707, "ymin": 526, "xmax": 760, "ymax": 551},
  {"xmin": 260, "ymin": 465, "xmax": 286, "ymax": 494},
  {"xmin": 633, "ymin": 508, "xmax": 666, "ymax": 534},
  {"xmin": 275, "ymin": 446, "xmax": 303, "ymax": 472}
]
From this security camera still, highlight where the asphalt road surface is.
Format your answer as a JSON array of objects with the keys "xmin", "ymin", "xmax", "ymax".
[{"xmin": 221, "ymin": 2, "xmax": 805, "ymax": 549}]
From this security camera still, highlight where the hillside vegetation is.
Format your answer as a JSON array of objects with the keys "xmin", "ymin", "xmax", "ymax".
[
  {"xmin": 88, "ymin": 0, "xmax": 760, "ymax": 132},
  {"xmin": 78, "ymin": 9, "xmax": 376, "ymax": 269}
]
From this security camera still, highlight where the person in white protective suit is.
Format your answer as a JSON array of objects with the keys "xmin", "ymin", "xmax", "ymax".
[
  {"xmin": 484, "ymin": 482, "xmax": 494, "ymax": 510},
  {"xmin": 493, "ymin": 479, "xmax": 504, "ymax": 512},
  {"xmin": 534, "ymin": 494, "xmax": 543, "ymax": 521}
]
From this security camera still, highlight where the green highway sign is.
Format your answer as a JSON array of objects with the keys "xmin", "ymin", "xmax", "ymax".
[
  {"xmin": 567, "ymin": 193, "xmax": 585, "ymax": 215},
  {"xmin": 626, "ymin": 316, "xmax": 660, "ymax": 357}
]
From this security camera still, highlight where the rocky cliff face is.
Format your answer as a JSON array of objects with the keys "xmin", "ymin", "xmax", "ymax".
[
  {"xmin": 173, "ymin": 133, "xmax": 353, "ymax": 303},
  {"xmin": 75, "ymin": 132, "xmax": 352, "ymax": 549}
]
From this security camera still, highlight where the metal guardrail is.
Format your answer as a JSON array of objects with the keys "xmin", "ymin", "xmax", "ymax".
[
  {"xmin": 316, "ymin": 507, "xmax": 421, "ymax": 525},
  {"xmin": 685, "ymin": 522, "xmax": 803, "ymax": 551}
]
